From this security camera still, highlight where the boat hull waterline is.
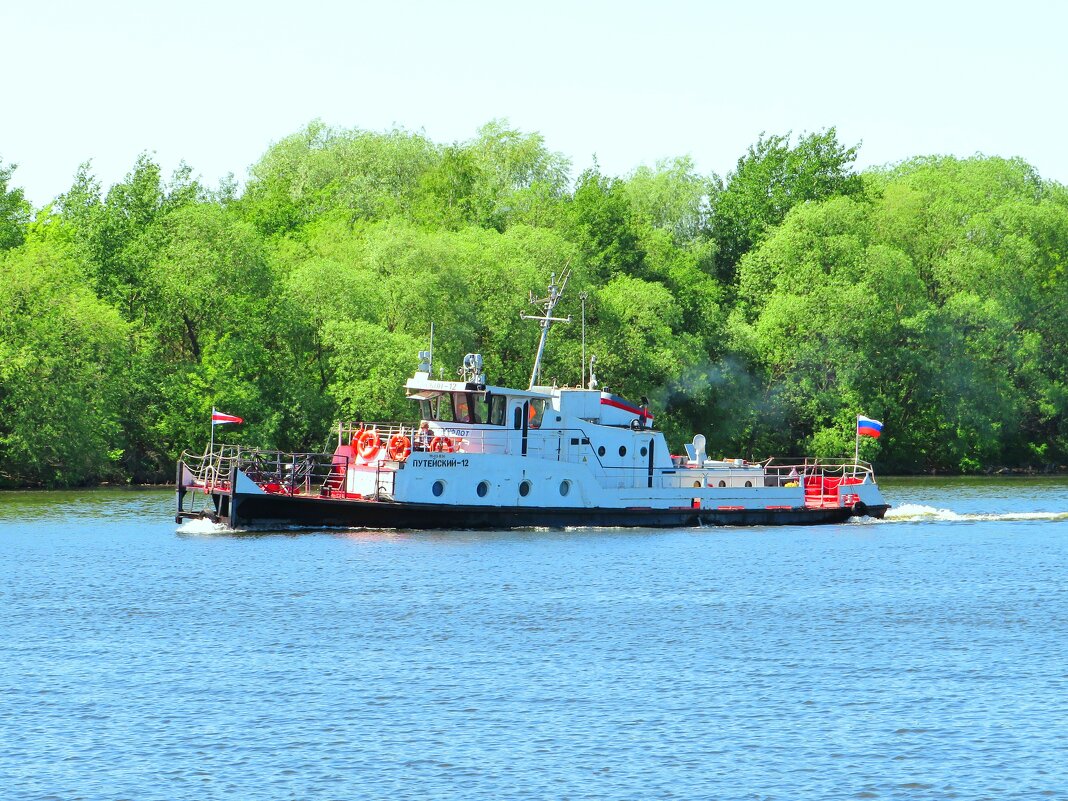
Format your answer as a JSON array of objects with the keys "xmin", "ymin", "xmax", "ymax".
[{"xmin": 179, "ymin": 486, "xmax": 888, "ymax": 530}]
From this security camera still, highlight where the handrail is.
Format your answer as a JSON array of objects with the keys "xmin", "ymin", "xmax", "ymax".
[
  {"xmin": 179, "ymin": 444, "xmax": 241, "ymax": 493},
  {"xmin": 762, "ymin": 456, "xmax": 874, "ymax": 481},
  {"xmin": 180, "ymin": 445, "xmax": 349, "ymax": 497}
]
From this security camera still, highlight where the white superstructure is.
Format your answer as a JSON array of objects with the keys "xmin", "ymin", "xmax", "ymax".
[{"xmin": 328, "ymin": 364, "xmax": 884, "ymax": 516}]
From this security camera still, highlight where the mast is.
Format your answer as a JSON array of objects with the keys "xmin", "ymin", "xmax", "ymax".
[
  {"xmin": 579, "ymin": 291, "xmax": 588, "ymax": 389},
  {"xmin": 521, "ymin": 269, "xmax": 572, "ymax": 389}
]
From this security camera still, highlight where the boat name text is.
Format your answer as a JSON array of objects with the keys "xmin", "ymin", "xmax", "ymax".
[{"xmin": 410, "ymin": 458, "xmax": 471, "ymax": 469}]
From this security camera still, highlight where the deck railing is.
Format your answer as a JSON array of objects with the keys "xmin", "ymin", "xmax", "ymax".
[
  {"xmin": 177, "ymin": 445, "xmax": 353, "ymax": 505},
  {"xmin": 761, "ymin": 456, "xmax": 874, "ymax": 484}
]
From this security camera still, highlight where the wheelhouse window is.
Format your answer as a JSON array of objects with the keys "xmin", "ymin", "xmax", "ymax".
[
  {"xmin": 418, "ymin": 393, "xmax": 454, "ymax": 422},
  {"xmin": 414, "ymin": 390, "xmax": 507, "ymax": 425},
  {"xmin": 528, "ymin": 399, "xmax": 546, "ymax": 429},
  {"xmin": 489, "ymin": 395, "xmax": 510, "ymax": 427},
  {"xmin": 471, "ymin": 393, "xmax": 490, "ymax": 425},
  {"xmin": 488, "ymin": 395, "xmax": 506, "ymax": 426},
  {"xmin": 452, "ymin": 392, "xmax": 472, "ymax": 423}
]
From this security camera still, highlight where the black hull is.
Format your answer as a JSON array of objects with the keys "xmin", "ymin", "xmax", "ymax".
[{"xmin": 206, "ymin": 492, "xmax": 889, "ymax": 530}]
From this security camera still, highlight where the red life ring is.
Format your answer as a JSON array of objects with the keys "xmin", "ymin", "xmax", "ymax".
[
  {"xmin": 387, "ymin": 434, "xmax": 412, "ymax": 461},
  {"xmin": 429, "ymin": 436, "xmax": 454, "ymax": 453},
  {"xmin": 357, "ymin": 429, "xmax": 382, "ymax": 460}
]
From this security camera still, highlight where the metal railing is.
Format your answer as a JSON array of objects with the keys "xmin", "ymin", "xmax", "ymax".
[
  {"xmin": 761, "ymin": 456, "xmax": 874, "ymax": 485},
  {"xmin": 178, "ymin": 445, "xmax": 353, "ymax": 501},
  {"xmin": 338, "ymin": 421, "xmax": 420, "ymax": 451},
  {"xmin": 178, "ymin": 444, "xmax": 241, "ymax": 493},
  {"xmin": 339, "ymin": 421, "xmax": 619, "ymax": 459},
  {"xmin": 760, "ymin": 457, "xmax": 874, "ymax": 508}
]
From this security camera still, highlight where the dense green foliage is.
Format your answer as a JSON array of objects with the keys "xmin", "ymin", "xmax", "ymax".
[
  {"xmin": 1, "ymin": 124, "xmax": 1066, "ymax": 486},
  {"xmin": 0, "ymin": 159, "xmax": 32, "ymax": 250}
]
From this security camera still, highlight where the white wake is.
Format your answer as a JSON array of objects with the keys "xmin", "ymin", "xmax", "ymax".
[
  {"xmin": 882, "ymin": 503, "xmax": 1068, "ymax": 523},
  {"xmin": 176, "ymin": 517, "xmax": 234, "ymax": 535}
]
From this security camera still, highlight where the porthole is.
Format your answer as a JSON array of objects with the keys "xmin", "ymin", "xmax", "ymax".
[
  {"xmin": 597, "ymin": 446, "xmax": 606, "ymax": 457},
  {"xmin": 476, "ymin": 481, "xmax": 489, "ymax": 497},
  {"xmin": 640, "ymin": 446, "xmax": 648, "ymax": 457},
  {"xmin": 559, "ymin": 480, "xmax": 571, "ymax": 497},
  {"xmin": 744, "ymin": 480, "xmax": 753, "ymax": 488},
  {"xmin": 432, "ymin": 480, "xmax": 445, "ymax": 497},
  {"xmin": 619, "ymin": 446, "xmax": 627, "ymax": 457},
  {"xmin": 519, "ymin": 480, "xmax": 532, "ymax": 497},
  {"xmin": 718, "ymin": 480, "xmax": 726, "ymax": 488}
]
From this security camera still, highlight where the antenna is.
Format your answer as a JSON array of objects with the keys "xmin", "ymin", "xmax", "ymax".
[
  {"xmin": 579, "ymin": 291, "xmax": 588, "ymax": 389},
  {"xmin": 520, "ymin": 267, "xmax": 572, "ymax": 389}
]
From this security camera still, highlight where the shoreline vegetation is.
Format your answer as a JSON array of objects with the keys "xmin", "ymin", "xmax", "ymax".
[{"xmin": 2, "ymin": 122, "xmax": 1067, "ymax": 488}]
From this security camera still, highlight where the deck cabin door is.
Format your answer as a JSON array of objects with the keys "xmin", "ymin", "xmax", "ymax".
[
  {"xmin": 521, "ymin": 401, "xmax": 529, "ymax": 456},
  {"xmin": 509, "ymin": 399, "xmax": 527, "ymax": 457}
]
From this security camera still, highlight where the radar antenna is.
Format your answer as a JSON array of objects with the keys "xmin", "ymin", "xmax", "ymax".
[{"xmin": 520, "ymin": 268, "xmax": 572, "ymax": 389}]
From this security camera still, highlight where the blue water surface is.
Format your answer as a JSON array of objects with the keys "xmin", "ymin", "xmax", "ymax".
[{"xmin": 2, "ymin": 477, "xmax": 1067, "ymax": 800}]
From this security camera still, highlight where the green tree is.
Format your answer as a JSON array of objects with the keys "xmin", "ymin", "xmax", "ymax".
[
  {"xmin": 141, "ymin": 202, "xmax": 297, "ymax": 463},
  {"xmin": 731, "ymin": 156, "xmax": 1068, "ymax": 470},
  {"xmin": 712, "ymin": 128, "xmax": 863, "ymax": 283},
  {"xmin": 564, "ymin": 167, "xmax": 645, "ymax": 282},
  {"xmin": 412, "ymin": 121, "xmax": 570, "ymax": 231},
  {"xmin": 284, "ymin": 218, "xmax": 579, "ymax": 398},
  {"xmin": 241, "ymin": 121, "xmax": 439, "ymax": 235},
  {"xmin": 0, "ymin": 228, "xmax": 130, "ymax": 486},
  {"xmin": 0, "ymin": 159, "xmax": 32, "ymax": 251},
  {"xmin": 624, "ymin": 157, "xmax": 713, "ymax": 247},
  {"xmin": 57, "ymin": 156, "xmax": 204, "ymax": 316}
]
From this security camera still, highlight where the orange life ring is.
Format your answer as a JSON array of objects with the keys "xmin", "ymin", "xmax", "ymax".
[
  {"xmin": 357, "ymin": 429, "xmax": 382, "ymax": 460},
  {"xmin": 387, "ymin": 434, "xmax": 412, "ymax": 461},
  {"xmin": 429, "ymin": 436, "xmax": 454, "ymax": 453}
]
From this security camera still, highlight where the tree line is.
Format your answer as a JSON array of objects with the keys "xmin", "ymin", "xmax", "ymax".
[{"xmin": 1, "ymin": 121, "xmax": 1066, "ymax": 486}]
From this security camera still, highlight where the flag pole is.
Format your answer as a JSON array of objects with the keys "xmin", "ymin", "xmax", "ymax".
[
  {"xmin": 208, "ymin": 407, "xmax": 216, "ymax": 491},
  {"xmin": 854, "ymin": 414, "xmax": 860, "ymax": 464}
]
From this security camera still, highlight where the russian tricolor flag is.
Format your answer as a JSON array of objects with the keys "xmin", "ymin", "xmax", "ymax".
[{"xmin": 857, "ymin": 415, "xmax": 883, "ymax": 438}]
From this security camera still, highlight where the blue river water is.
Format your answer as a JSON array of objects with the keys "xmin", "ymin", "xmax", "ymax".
[{"xmin": 2, "ymin": 477, "xmax": 1068, "ymax": 800}]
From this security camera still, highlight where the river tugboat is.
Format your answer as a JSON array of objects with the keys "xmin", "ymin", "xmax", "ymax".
[{"xmin": 176, "ymin": 274, "xmax": 890, "ymax": 529}]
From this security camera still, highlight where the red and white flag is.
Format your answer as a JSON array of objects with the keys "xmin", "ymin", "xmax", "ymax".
[{"xmin": 211, "ymin": 409, "xmax": 244, "ymax": 426}]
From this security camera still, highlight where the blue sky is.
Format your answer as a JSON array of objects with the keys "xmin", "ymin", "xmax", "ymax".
[{"xmin": 4, "ymin": 0, "xmax": 1066, "ymax": 207}]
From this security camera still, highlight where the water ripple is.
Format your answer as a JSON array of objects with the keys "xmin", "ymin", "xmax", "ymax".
[{"xmin": 2, "ymin": 481, "xmax": 1068, "ymax": 799}]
